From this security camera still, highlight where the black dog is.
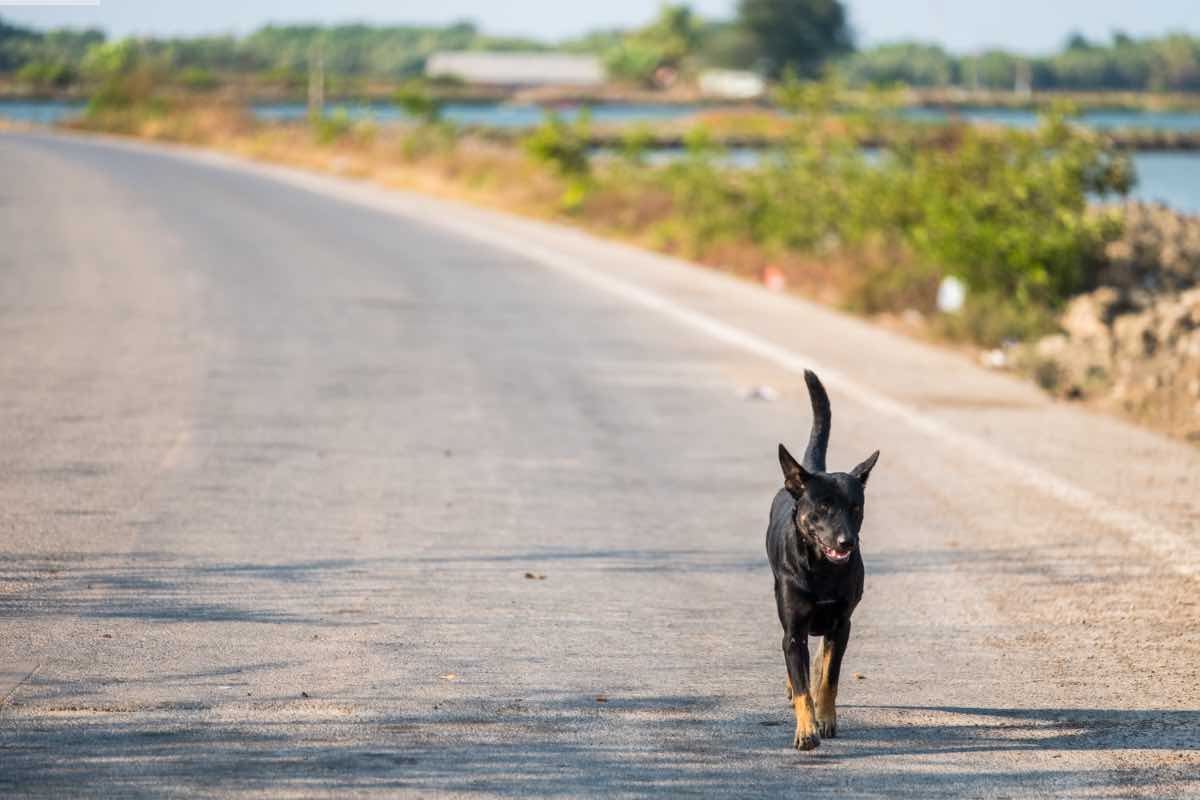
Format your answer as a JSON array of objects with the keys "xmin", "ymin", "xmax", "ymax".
[{"xmin": 766, "ymin": 370, "xmax": 879, "ymax": 751}]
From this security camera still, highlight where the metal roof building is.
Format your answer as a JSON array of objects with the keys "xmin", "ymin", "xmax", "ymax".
[{"xmin": 425, "ymin": 52, "xmax": 605, "ymax": 88}]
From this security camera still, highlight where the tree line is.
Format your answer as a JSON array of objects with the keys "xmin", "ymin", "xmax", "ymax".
[
  {"xmin": 3, "ymin": 2, "xmax": 1200, "ymax": 93},
  {"xmin": 0, "ymin": 18, "xmax": 548, "ymax": 90},
  {"xmin": 844, "ymin": 33, "xmax": 1200, "ymax": 92}
]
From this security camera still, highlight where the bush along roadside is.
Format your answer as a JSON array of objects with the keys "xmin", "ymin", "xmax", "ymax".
[{"xmin": 563, "ymin": 90, "xmax": 1133, "ymax": 347}]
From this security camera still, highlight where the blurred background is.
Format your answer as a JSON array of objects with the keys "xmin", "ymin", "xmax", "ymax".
[{"xmin": 3, "ymin": 0, "xmax": 1199, "ymax": 441}]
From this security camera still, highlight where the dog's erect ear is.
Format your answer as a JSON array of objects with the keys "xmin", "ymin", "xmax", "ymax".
[
  {"xmin": 850, "ymin": 450, "xmax": 880, "ymax": 486},
  {"xmin": 778, "ymin": 444, "xmax": 812, "ymax": 496}
]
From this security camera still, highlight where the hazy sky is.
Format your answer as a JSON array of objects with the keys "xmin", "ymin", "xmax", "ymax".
[{"xmin": 2, "ymin": 0, "xmax": 1196, "ymax": 54}]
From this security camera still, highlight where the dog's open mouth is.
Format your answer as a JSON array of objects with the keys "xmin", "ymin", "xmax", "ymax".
[{"xmin": 820, "ymin": 544, "xmax": 853, "ymax": 563}]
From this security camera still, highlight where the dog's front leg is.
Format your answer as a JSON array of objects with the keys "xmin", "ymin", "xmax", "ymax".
[
  {"xmin": 782, "ymin": 621, "xmax": 819, "ymax": 750},
  {"xmin": 815, "ymin": 617, "xmax": 851, "ymax": 738}
]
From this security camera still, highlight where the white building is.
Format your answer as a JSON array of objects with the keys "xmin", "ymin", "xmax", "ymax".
[
  {"xmin": 698, "ymin": 69, "xmax": 766, "ymax": 100},
  {"xmin": 425, "ymin": 52, "xmax": 605, "ymax": 88}
]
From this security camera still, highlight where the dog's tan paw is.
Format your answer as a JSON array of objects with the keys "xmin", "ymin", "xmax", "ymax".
[
  {"xmin": 793, "ymin": 726, "xmax": 821, "ymax": 751},
  {"xmin": 817, "ymin": 715, "xmax": 837, "ymax": 738}
]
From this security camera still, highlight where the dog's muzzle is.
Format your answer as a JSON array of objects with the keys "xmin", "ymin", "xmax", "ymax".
[{"xmin": 819, "ymin": 543, "xmax": 853, "ymax": 563}]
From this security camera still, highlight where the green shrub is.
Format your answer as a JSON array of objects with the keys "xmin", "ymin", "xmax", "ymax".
[
  {"xmin": 754, "ymin": 83, "xmax": 1130, "ymax": 313},
  {"xmin": 657, "ymin": 127, "xmax": 748, "ymax": 254},
  {"xmin": 603, "ymin": 41, "xmax": 664, "ymax": 86},
  {"xmin": 16, "ymin": 61, "xmax": 77, "ymax": 90},
  {"xmin": 524, "ymin": 111, "xmax": 593, "ymax": 211},
  {"xmin": 81, "ymin": 39, "xmax": 140, "ymax": 82},
  {"xmin": 261, "ymin": 66, "xmax": 306, "ymax": 90},
  {"xmin": 178, "ymin": 66, "xmax": 220, "ymax": 92},
  {"xmin": 310, "ymin": 108, "xmax": 353, "ymax": 145},
  {"xmin": 618, "ymin": 124, "xmax": 654, "ymax": 167},
  {"xmin": 934, "ymin": 294, "xmax": 1061, "ymax": 346},
  {"xmin": 393, "ymin": 82, "xmax": 443, "ymax": 125},
  {"xmin": 525, "ymin": 111, "xmax": 591, "ymax": 178},
  {"xmin": 586, "ymin": 78, "xmax": 1134, "ymax": 345},
  {"xmin": 877, "ymin": 112, "xmax": 1130, "ymax": 309},
  {"xmin": 81, "ymin": 39, "xmax": 170, "ymax": 118}
]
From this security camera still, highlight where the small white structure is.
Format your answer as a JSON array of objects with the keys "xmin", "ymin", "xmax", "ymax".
[
  {"xmin": 698, "ymin": 69, "xmax": 765, "ymax": 100},
  {"xmin": 936, "ymin": 275, "xmax": 967, "ymax": 313},
  {"xmin": 425, "ymin": 52, "xmax": 604, "ymax": 88}
]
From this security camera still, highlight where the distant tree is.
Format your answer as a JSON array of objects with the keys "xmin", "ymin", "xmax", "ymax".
[
  {"xmin": 693, "ymin": 20, "xmax": 758, "ymax": 69},
  {"xmin": 1152, "ymin": 33, "xmax": 1200, "ymax": 91},
  {"xmin": 972, "ymin": 49, "xmax": 1019, "ymax": 89},
  {"xmin": 7, "ymin": 11, "xmax": 1200, "ymax": 96},
  {"xmin": 736, "ymin": 0, "xmax": 852, "ymax": 78},
  {"xmin": 16, "ymin": 59, "xmax": 77, "ymax": 89},
  {"xmin": 604, "ymin": 42, "xmax": 666, "ymax": 85},
  {"xmin": 649, "ymin": 4, "xmax": 699, "ymax": 67},
  {"xmin": 842, "ymin": 41, "xmax": 956, "ymax": 87},
  {"xmin": 0, "ymin": 17, "xmax": 38, "ymax": 71},
  {"xmin": 602, "ymin": 4, "xmax": 700, "ymax": 85},
  {"xmin": 1065, "ymin": 31, "xmax": 1093, "ymax": 52}
]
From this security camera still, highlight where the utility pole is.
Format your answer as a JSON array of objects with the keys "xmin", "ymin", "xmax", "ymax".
[
  {"xmin": 308, "ymin": 37, "xmax": 325, "ymax": 119},
  {"xmin": 1015, "ymin": 60, "xmax": 1032, "ymax": 98}
]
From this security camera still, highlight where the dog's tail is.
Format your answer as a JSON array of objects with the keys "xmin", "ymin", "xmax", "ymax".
[{"xmin": 802, "ymin": 370, "xmax": 831, "ymax": 473}]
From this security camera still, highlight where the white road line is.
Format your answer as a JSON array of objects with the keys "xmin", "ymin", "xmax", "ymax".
[{"xmin": 26, "ymin": 131, "xmax": 1199, "ymax": 576}]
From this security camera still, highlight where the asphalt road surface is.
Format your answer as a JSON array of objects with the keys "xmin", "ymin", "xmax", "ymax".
[{"xmin": 2, "ymin": 131, "xmax": 1199, "ymax": 798}]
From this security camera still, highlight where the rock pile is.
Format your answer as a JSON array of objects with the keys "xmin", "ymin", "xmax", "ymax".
[
  {"xmin": 1024, "ymin": 204, "xmax": 1200, "ymax": 440},
  {"xmin": 1096, "ymin": 203, "xmax": 1200, "ymax": 297}
]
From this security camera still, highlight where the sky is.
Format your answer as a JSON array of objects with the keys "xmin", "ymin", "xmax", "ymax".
[{"xmin": 1, "ymin": 0, "xmax": 1197, "ymax": 54}]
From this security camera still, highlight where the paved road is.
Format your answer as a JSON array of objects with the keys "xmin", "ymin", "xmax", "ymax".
[{"xmin": 1, "ymin": 131, "xmax": 1198, "ymax": 797}]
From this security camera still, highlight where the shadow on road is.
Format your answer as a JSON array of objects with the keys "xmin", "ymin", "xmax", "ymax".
[
  {"xmin": 2, "ymin": 690, "xmax": 1196, "ymax": 796},
  {"xmin": 2, "ymin": 552, "xmax": 1197, "ymax": 795},
  {"xmin": 0, "ymin": 552, "xmax": 354, "ymax": 626},
  {"xmin": 0, "ymin": 547, "xmax": 765, "ymax": 627},
  {"xmin": 845, "ymin": 703, "xmax": 1200, "ymax": 753}
]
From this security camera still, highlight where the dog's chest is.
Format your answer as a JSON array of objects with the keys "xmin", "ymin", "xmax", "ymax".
[
  {"xmin": 790, "ymin": 565, "xmax": 860, "ymax": 635},
  {"xmin": 807, "ymin": 599, "xmax": 850, "ymax": 637}
]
